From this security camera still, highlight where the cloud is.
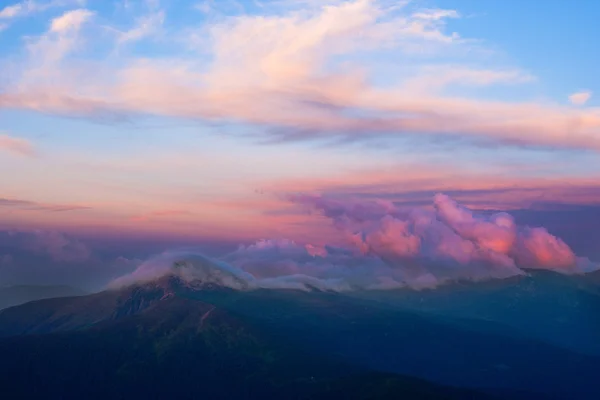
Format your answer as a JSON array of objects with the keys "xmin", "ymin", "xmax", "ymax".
[
  {"xmin": 0, "ymin": 197, "xmax": 91, "ymax": 212},
  {"xmin": 569, "ymin": 90, "xmax": 592, "ymax": 106},
  {"xmin": 412, "ymin": 8, "xmax": 459, "ymax": 21},
  {"xmin": 3, "ymin": 0, "xmax": 599, "ymax": 151},
  {"xmin": 0, "ymin": 4, "xmax": 22, "ymax": 19},
  {"xmin": 265, "ymin": 163, "xmax": 600, "ymax": 210},
  {"xmin": 0, "ymin": 0, "xmax": 86, "ymax": 20},
  {"xmin": 112, "ymin": 194, "xmax": 599, "ymax": 292},
  {"xmin": 1, "ymin": 229, "xmax": 91, "ymax": 263},
  {"xmin": 50, "ymin": 8, "xmax": 93, "ymax": 33},
  {"xmin": 24, "ymin": 8, "xmax": 94, "ymax": 69},
  {"xmin": 109, "ymin": 251, "xmax": 256, "ymax": 290},
  {"xmin": 295, "ymin": 193, "xmax": 598, "ymax": 275},
  {"xmin": 115, "ymin": 10, "xmax": 164, "ymax": 45},
  {"xmin": 25, "ymin": 230, "xmax": 92, "ymax": 262},
  {"xmin": 129, "ymin": 209, "xmax": 192, "ymax": 222},
  {"xmin": 0, "ymin": 133, "xmax": 36, "ymax": 156},
  {"xmin": 194, "ymin": 1, "xmax": 212, "ymax": 14},
  {"xmin": 0, "ymin": 228, "xmax": 144, "ymax": 290}
]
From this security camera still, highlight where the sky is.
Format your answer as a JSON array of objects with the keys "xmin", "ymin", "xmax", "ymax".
[{"xmin": 0, "ymin": 0, "xmax": 599, "ymax": 290}]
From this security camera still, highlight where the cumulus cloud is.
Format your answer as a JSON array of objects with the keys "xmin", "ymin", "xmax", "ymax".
[
  {"xmin": 111, "ymin": 194, "xmax": 599, "ymax": 292},
  {"xmin": 296, "ymin": 193, "xmax": 596, "ymax": 275}
]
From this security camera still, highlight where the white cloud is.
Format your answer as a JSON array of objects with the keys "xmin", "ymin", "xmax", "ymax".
[
  {"xmin": 194, "ymin": 1, "xmax": 212, "ymax": 14},
  {"xmin": 0, "ymin": 0, "xmax": 86, "ymax": 20},
  {"xmin": 569, "ymin": 90, "xmax": 592, "ymax": 106},
  {"xmin": 50, "ymin": 8, "xmax": 93, "ymax": 33},
  {"xmin": 116, "ymin": 10, "xmax": 164, "ymax": 45},
  {"xmin": 19, "ymin": 8, "xmax": 94, "ymax": 81},
  {"xmin": 0, "ymin": 4, "xmax": 22, "ymax": 19},
  {"xmin": 412, "ymin": 8, "xmax": 460, "ymax": 20}
]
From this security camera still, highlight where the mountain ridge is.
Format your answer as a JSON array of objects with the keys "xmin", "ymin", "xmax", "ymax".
[
  {"xmin": 0, "ymin": 284, "xmax": 87, "ymax": 310},
  {"xmin": 1, "ymin": 273, "xmax": 599, "ymax": 399},
  {"xmin": 0, "ymin": 279, "xmax": 498, "ymax": 400}
]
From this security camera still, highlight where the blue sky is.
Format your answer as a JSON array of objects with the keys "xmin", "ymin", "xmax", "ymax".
[{"xmin": 435, "ymin": 0, "xmax": 599, "ymax": 99}]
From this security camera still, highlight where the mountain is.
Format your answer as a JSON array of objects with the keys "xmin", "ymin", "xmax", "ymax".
[
  {"xmin": 0, "ymin": 277, "xmax": 495, "ymax": 400},
  {"xmin": 0, "ymin": 284, "xmax": 87, "ymax": 310},
  {"xmin": 351, "ymin": 269, "xmax": 600, "ymax": 355},
  {"xmin": 0, "ymin": 274, "xmax": 598, "ymax": 399}
]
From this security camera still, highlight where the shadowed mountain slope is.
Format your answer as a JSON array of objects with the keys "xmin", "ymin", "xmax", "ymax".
[
  {"xmin": 0, "ymin": 275, "xmax": 598, "ymax": 399},
  {"xmin": 0, "ymin": 284, "xmax": 86, "ymax": 310}
]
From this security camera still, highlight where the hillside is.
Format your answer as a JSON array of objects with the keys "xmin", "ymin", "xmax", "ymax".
[
  {"xmin": 1, "ymin": 275, "xmax": 598, "ymax": 398},
  {"xmin": 0, "ymin": 277, "xmax": 495, "ymax": 400},
  {"xmin": 0, "ymin": 284, "xmax": 87, "ymax": 310}
]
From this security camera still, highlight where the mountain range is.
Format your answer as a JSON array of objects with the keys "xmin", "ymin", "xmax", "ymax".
[
  {"xmin": 0, "ymin": 284, "xmax": 86, "ymax": 310},
  {"xmin": 0, "ymin": 271, "xmax": 598, "ymax": 399}
]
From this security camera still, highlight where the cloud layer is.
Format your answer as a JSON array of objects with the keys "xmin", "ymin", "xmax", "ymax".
[
  {"xmin": 1, "ymin": 1, "xmax": 599, "ymax": 151},
  {"xmin": 112, "ymin": 194, "xmax": 599, "ymax": 292}
]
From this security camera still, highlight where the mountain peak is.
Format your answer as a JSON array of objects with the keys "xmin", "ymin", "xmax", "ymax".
[{"xmin": 110, "ymin": 252, "xmax": 255, "ymax": 292}]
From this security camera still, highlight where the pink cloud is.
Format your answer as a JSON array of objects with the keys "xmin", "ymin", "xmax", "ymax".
[
  {"xmin": 113, "ymin": 193, "xmax": 599, "ymax": 292},
  {"xmin": 269, "ymin": 165, "xmax": 600, "ymax": 210},
  {"xmin": 2, "ymin": 1, "xmax": 599, "ymax": 151},
  {"xmin": 291, "ymin": 193, "xmax": 598, "ymax": 278},
  {"xmin": 0, "ymin": 197, "xmax": 91, "ymax": 212},
  {"xmin": 129, "ymin": 209, "xmax": 192, "ymax": 222},
  {"xmin": 0, "ymin": 133, "xmax": 36, "ymax": 157},
  {"xmin": 50, "ymin": 8, "xmax": 93, "ymax": 33},
  {"xmin": 569, "ymin": 90, "xmax": 592, "ymax": 106}
]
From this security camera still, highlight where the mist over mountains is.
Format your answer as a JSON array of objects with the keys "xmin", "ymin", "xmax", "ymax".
[
  {"xmin": 107, "ymin": 195, "xmax": 599, "ymax": 296},
  {"xmin": 2, "ymin": 195, "xmax": 599, "ymax": 294}
]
